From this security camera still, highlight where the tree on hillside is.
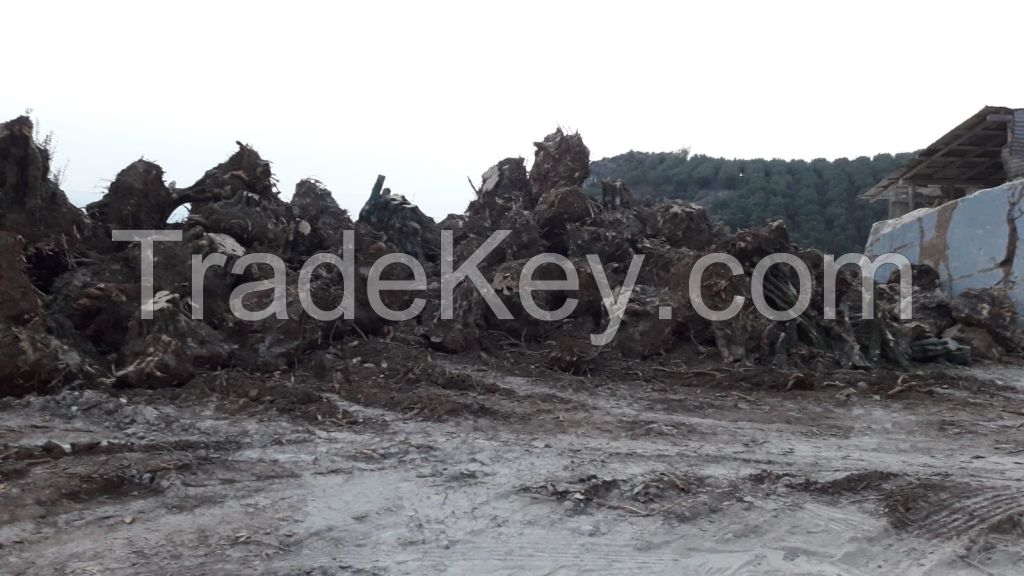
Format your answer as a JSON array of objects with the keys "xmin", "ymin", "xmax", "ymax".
[{"xmin": 588, "ymin": 151, "xmax": 908, "ymax": 254}]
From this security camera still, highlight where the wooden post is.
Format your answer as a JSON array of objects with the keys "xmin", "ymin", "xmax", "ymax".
[{"xmin": 370, "ymin": 175, "xmax": 386, "ymax": 200}]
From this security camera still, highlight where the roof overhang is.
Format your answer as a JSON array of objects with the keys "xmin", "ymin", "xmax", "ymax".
[{"xmin": 862, "ymin": 105, "xmax": 1017, "ymax": 201}]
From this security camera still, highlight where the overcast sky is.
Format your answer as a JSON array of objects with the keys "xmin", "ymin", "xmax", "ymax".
[{"xmin": 4, "ymin": 1, "xmax": 1022, "ymax": 219}]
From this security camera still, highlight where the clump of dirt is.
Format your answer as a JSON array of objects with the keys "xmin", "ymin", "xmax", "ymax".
[
  {"xmin": 0, "ymin": 458, "xmax": 168, "ymax": 524},
  {"xmin": 747, "ymin": 469, "xmax": 903, "ymax": 500},
  {"xmin": 407, "ymin": 362, "xmax": 511, "ymax": 396},
  {"xmin": 545, "ymin": 336, "xmax": 599, "ymax": 375},
  {"xmin": 181, "ymin": 371, "xmax": 360, "ymax": 426},
  {"xmin": 627, "ymin": 471, "xmax": 703, "ymax": 504},
  {"xmin": 797, "ymin": 470, "xmax": 902, "ymax": 496},
  {"xmin": 522, "ymin": 475, "xmax": 624, "ymax": 515},
  {"xmin": 522, "ymin": 471, "xmax": 706, "ymax": 517},
  {"xmin": 296, "ymin": 342, "xmax": 509, "ymax": 421},
  {"xmin": 55, "ymin": 469, "xmax": 160, "ymax": 505},
  {"xmin": 883, "ymin": 480, "xmax": 968, "ymax": 531},
  {"xmin": 633, "ymin": 364, "xmax": 1000, "ymax": 402},
  {"xmin": 987, "ymin": 512, "xmax": 1024, "ymax": 538},
  {"xmin": 337, "ymin": 369, "xmax": 502, "ymax": 421},
  {"xmin": 880, "ymin": 478, "xmax": 1024, "ymax": 542},
  {"xmin": 747, "ymin": 469, "xmax": 798, "ymax": 486}
]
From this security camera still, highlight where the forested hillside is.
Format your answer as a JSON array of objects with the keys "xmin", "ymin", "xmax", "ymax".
[{"xmin": 587, "ymin": 150, "xmax": 910, "ymax": 254}]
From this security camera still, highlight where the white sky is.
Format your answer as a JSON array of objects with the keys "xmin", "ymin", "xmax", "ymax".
[{"xmin": 4, "ymin": 0, "xmax": 1022, "ymax": 219}]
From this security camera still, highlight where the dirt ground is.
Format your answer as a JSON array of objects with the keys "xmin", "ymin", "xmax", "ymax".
[{"xmin": 2, "ymin": 341, "xmax": 1023, "ymax": 575}]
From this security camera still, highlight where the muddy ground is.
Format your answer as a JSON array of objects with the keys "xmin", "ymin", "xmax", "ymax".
[{"xmin": 2, "ymin": 342, "xmax": 1023, "ymax": 575}]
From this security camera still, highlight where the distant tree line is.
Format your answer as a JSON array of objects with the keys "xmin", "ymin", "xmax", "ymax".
[{"xmin": 587, "ymin": 150, "xmax": 911, "ymax": 254}]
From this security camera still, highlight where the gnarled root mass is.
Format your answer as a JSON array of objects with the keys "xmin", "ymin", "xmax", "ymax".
[{"xmin": 1, "ymin": 116, "xmax": 1019, "ymax": 397}]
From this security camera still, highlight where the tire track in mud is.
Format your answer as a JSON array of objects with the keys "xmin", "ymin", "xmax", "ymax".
[
  {"xmin": 793, "ymin": 501, "xmax": 877, "ymax": 534},
  {"xmin": 887, "ymin": 485, "xmax": 1024, "ymax": 540},
  {"xmin": 251, "ymin": 542, "xmax": 882, "ymax": 576},
  {"xmin": 919, "ymin": 491, "xmax": 1024, "ymax": 540}
]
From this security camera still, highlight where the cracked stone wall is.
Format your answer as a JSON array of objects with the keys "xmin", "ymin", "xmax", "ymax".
[{"xmin": 866, "ymin": 179, "xmax": 1024, "ymax": 326}]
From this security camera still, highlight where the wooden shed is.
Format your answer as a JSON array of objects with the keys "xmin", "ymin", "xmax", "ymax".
[{"xmin": 862, "ymin": 106, "xmax": 1024, "ymax": 218}]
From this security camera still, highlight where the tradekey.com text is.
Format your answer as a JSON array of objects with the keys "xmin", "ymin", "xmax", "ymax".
[{"xmin": 113, "ymin": 229, "xmax": 915, "ymax": 346}]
